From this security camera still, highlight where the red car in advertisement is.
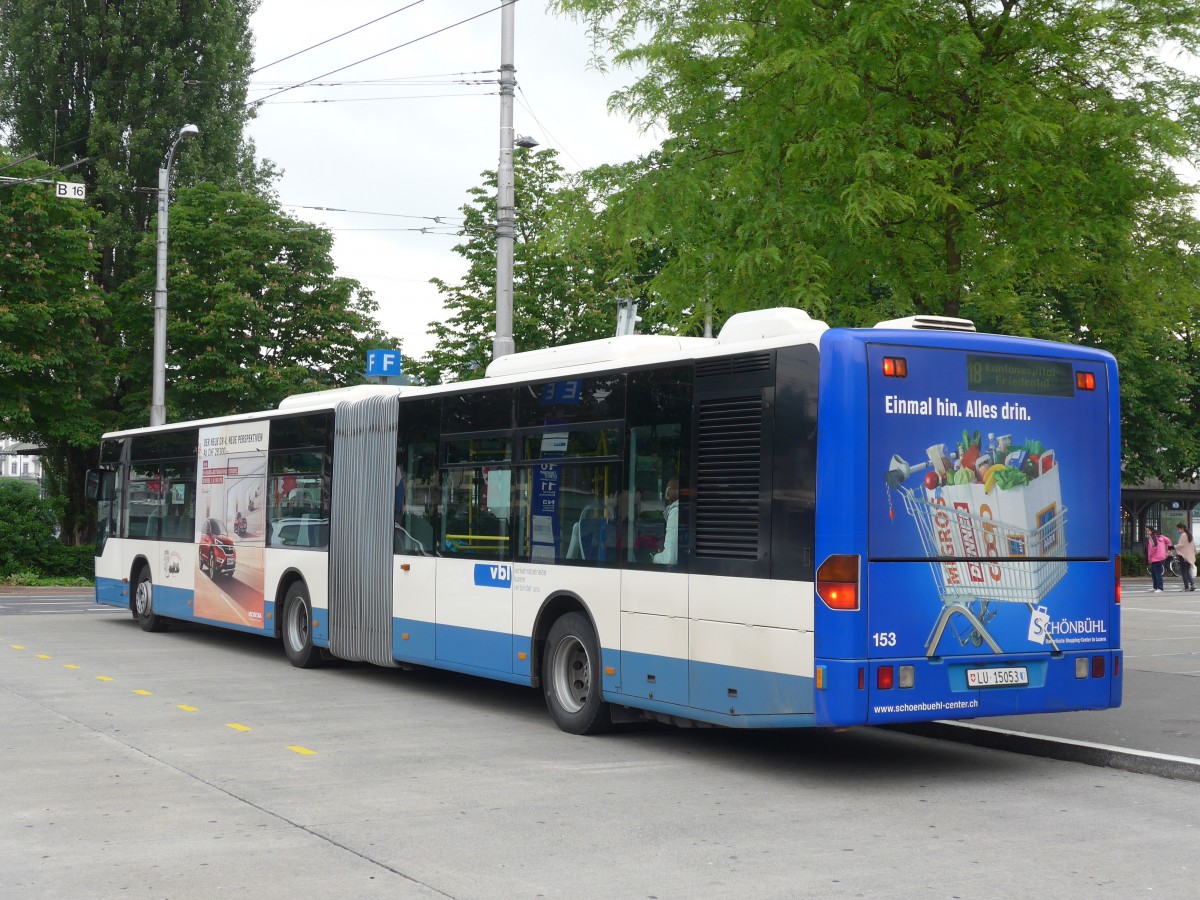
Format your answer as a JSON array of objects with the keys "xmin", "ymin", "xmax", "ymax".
[{"xmin": 199, "ymin": 517, "xmax": 237, "ymax": 579}]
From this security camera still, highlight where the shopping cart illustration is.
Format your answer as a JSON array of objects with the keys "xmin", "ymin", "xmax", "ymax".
[{"xmin": 893, "ymin": 469, "xmax": 1067, "ymax": 657}]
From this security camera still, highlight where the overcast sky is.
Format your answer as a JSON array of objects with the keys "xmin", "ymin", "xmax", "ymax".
[{"xmin": 245, "ymin": 0, "xmax": 661, "ymax": 363}]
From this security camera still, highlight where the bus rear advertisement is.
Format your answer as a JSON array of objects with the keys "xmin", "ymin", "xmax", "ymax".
[{"xmin": 89, "ymin": 308, "xmax": 1121, "ymax": 734}]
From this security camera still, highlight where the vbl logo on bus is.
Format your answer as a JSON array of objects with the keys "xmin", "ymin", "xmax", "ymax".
[{"xmin": 474, "ymin": 563, "xmax": 513, "ymax": 588}]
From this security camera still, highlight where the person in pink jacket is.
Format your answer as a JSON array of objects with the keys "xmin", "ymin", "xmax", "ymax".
[
  {"xmin": 1175, "ymin": 523, "xmax": 1196, "ymax": 592},
  {"xmin": 1146, "ymin": 527, "xmax": 1174, "ymax": 592}
]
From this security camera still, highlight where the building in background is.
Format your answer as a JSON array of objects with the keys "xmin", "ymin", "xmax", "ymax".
[
  {"xmin": 0, "ymin": 437, "xmax": 43, "ymax": 490},
  {"xmin": 1122, "ymin": 479, "xmax": 1200, "ymax": 551}
]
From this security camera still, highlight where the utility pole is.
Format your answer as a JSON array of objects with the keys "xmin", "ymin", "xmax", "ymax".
[
  {"xmin": 151, "ymin": 124, "xmax": 199, "ymax": 426},
  {"xmin": 492, "ymin": 0, "xmax": 517, "ymax": 361}
]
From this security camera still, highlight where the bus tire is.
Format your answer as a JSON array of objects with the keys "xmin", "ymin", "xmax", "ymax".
[
  {"xmin": 542, "ymin": 612, "xmax": 612, "ymax": 735},
  {"xmin": 133, "ymin": 565, "xmax": 169, "ymax": 633},
  {"xmin": 282, "ymin": 582, "xmax": 322, "ymax": 669}
]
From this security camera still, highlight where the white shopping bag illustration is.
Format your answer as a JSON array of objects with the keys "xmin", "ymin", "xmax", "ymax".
[{"xmin": 1027, "ymin": 605, "xmax": 1050, "ymax": 644}]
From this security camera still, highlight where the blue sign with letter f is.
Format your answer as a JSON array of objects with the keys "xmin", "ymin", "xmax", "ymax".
[{"xmin": 366, "ymin": 349, "xmax": 402, "ymax": 380}]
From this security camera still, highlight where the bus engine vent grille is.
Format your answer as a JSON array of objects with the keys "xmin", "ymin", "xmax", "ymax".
[
  {"xmin": 695, "ymin": 395, "xmax": 762, "ymax": 559},
  {"xmin": 695, "ymin": 352, "xmax": 771, "ymax": 379}
]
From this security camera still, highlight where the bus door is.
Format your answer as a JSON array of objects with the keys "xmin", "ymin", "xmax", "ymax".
[
  {"xmin": 862, "ymin": 339, "xmax": 1118, "ymax": 719},
  {"xmin": 434, "ymin": 465, "xmax": 514, "ymax": 673}
]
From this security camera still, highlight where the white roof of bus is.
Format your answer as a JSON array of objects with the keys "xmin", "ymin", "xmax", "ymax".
[
  {"xmin": 485, "ymin": 306, "xmax": 828, "ymax": 379},
  {"xmin": 102, "ymin": 308, "xmax": 830, "ymax": 438}
]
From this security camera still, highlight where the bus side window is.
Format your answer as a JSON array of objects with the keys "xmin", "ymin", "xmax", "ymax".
[
  {"xmin": 627, "ymin": 365, "xmax": 693, "ymax": 569},
  {"xmin": 438, "ymin": 467, "xmax": 509, "ymax": 560}
]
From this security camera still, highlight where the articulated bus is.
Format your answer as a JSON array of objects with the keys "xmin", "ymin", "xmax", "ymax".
[{"xmin": 89, "ymin": 308, "xmax": 1121, "ymax": 733}]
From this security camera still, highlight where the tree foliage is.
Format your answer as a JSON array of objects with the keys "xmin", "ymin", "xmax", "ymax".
[
  {"xmin": 413, "ymin": 148, "xmax": 663, "ymax": 384},
  {"xmin": 0, "ymin": 156, "xmax": 109, "ymax": 447},
  {"xmin": 0, "ymin": 478, "xmax": 91, "ymax": 580},
  {"xmin": 0, "ymin": 2, "xmax": 393, "ymax": 540},
  {"xmin": 554, "ymin": 0, "xmax": 1200, "ymax": 481},
  {"xmin": 0, "ymin": 0, "xmax": 267, "ymax": 289},
  {"xmin": 118, "ymin": 184, "xmax": 393, "ymax": 421}
]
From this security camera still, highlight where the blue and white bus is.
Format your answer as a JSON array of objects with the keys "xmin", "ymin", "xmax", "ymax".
[{"xmin": 89, "ymin": 307, "xmax": 1122, "ymax": 733}]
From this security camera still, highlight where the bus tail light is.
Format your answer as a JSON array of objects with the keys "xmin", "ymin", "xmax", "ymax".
[
  {"xmin": 1091, "ymin": 656, "xmax": 1106, "ymax": 678},
  {"xmin": 817, "ymin": 555, "xmax": 860, "ymax": 610},
  {"xmin": 877, "ymin": 666, "xmax": 894, "ymax": 690},
  {"xmin": 1114, "ymin": 554, "xmax": 1121, "ymax": 605}
]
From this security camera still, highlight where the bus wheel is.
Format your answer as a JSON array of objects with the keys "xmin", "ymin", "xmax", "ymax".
[
  {"xmin": 542, "ymin": 612, "xmax": 612, "ymax": 735},
  {"xmin": 282, "ymin": 582, "xmax": 322, "ymax": 669},
  {"xmin": 133, "ymin": 566, "xmax": 168, "ymax": 633}
]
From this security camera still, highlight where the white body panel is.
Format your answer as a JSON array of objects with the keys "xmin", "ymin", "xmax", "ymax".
[
  {"xmin": 265, "ymin": 548, "xmax": 328, "ymax": 613},
  {"xmin": 435, "ymin": 558, "xmax": 511, "ymax": 633},
  {"xmin": 621, "ymin": 568, "xmax": 688, "ymax": 618},
  {"xmin": 621, "ymin": 610, "xmax": 689, "ymax": 660},
  {"xmin": 690, "ymin": 618, "xmax": 814, "ymax": 679},
  {"xmin": 394, "ymin": 554, "xmax": 437, "ymax": 624},
  {"xmin": 689, "ymin": 574, "xmax": 814, "ymax": 632}
]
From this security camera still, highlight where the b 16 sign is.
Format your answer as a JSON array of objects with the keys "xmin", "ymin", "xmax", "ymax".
[{"xmin": 55, "ymin": 181, "xmax": 86, "ymax": 200}]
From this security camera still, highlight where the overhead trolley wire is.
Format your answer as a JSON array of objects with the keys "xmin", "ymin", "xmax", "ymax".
[
  {"xmin": 252, "ymin": 0, "xmax": 432, "ymax": 75},
  {"xmin": 248, "ymin": 1, "xmax": 512, "ymax": 109},
  {"xmin": 248, "ymin": 69, "xmax": 498, "ymax": 88},
  {"xmin": 281, "ymin": 203, "xmax": 465, "ymax": 225},
  {"xmin": 264, "ymin": 91, "xmax": 494, "ymax": 106},
  {"xmin": 515, "ymin": 87, "xmax": 582, "ymax": 169},
  {"xmin": 0, "ymin": 156, "xmax": 93, "ymax": 189}
]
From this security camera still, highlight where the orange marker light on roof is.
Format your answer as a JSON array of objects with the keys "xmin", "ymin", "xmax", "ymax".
[
  {"xmin": 882, "ymin": 357, "xmax": 908, "ymax": 378},
  {"xmin": 1075, "ymin": 371, "xmax": 1095, "ymax": 391}
]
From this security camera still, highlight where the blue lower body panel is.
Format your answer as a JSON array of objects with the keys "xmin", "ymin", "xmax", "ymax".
[
  {"xmin": 96, "ymin": 575, "xmax": 128, "ymax": 609},
  {"xmin": 814, "ymin": 650, "xmax": 1119, "ymax": 726},
  {"xmin": 610, "ymin": 648, "xmax": 816, "ymax": 724}
]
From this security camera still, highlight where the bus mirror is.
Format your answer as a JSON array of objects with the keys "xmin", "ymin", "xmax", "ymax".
[{"xmin": 85, "ymin": 469, "xmax": 114, "ymax": 502}]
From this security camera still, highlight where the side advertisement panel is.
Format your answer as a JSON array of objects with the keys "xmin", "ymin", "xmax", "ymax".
[
  {"xmin": 868, "ymin": 344, "xmax": 1112, "ymax": 659},
  {"xmin": 195, "ymin": 422, "xmax": 269, "ymax": 629}
]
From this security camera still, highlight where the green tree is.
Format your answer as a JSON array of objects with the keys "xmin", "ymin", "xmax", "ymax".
[
  {"xmin": 118, "ymin": 183, "xmax": 393, "ymax": 420},
  {"xmin": 0, "ymin": 157, "xmax": 109, "ymax": 445},
  {"xmin": 0, "ymin": 478, "xmax": 60, "ymax": 577},
  {"xmin": 0, "ymin": 1, "xmax": 268, "ymax": 541},
  {"xmin": 555, "ymin": 0, "xmax": 1200, "ymax": 480},
  {"xmin": 413, "ymin": 148, "xmax": 652, "ymax": 384},
  {"xmin": 0, "ymin": 155, "xmax": 111, "ymax": 541},
  {"xmin": 0, "ymin": 0, "xmax": 267, "ymax": 290}
]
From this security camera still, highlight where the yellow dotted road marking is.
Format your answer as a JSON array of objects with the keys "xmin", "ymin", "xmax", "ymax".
[{"xmin": 3, "ymin": 651, "xmax": 297, "ymax": 748}]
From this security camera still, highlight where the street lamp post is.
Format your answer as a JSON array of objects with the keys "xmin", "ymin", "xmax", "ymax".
[{"xmin": 150, "ymin": 123, "xmax": 199, "ymax": 427}]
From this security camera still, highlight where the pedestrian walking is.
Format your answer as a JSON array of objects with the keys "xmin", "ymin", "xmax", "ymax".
[
  {"xmin": 1175, "ymin": 523, "xmax": 1196, "ymax": 592},
  {"xmin": 1146, "ymin": 527, "xmax": 1173, "ymax": 592}
]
